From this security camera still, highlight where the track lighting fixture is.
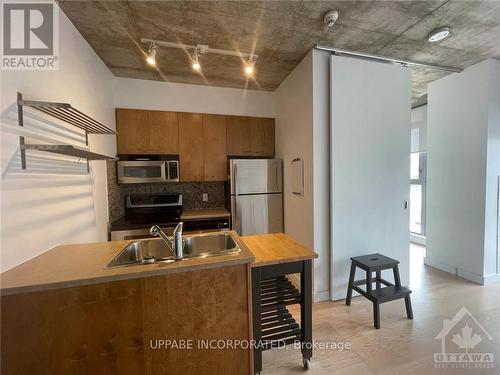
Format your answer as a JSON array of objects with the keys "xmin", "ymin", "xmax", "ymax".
[
  {"xmin": 244, "ymin": 55, "xmax": 257, "ymax": 77},
  {"xmin": 141, "ymin": 38, "xmax": 259, "ymax": 78},
  {"xmin": 192, "ymin": 49, "xmax": 201, "ymax": 71},
  {"xmin": 146, "ymin": 43, "xmax": 157, "ymax": 66}
]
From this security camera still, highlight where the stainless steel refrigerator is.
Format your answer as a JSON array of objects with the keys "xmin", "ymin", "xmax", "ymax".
[{"xmin": 229, "ymin": 159, "xmax": 283, "ymax": 236}]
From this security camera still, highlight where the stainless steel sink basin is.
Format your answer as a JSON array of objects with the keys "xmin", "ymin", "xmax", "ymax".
[
  {"xmin": 106, "ymin": 238, "xmax": 175, "ymax": 268},
  {"xmin": 183, "ymin": 232, "xmax": 240, "ymax": 258},
  {"xmin": 106, "ymin": 232, "xmax": 241, "ymax": 268}
]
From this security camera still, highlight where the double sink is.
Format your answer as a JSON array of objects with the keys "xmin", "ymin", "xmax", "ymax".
[{"xmin": 106, "ymin": 232, "xmax": 241, "ymax": 268}]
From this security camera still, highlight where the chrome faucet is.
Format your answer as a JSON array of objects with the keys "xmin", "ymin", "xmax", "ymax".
[{"xmin": 150, "ymin": 222, "xmax": 184, "ymax": 260}]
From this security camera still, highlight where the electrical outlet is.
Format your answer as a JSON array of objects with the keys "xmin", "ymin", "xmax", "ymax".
[{"xmin": 202, "ymin": 193, "xmax": 208, "ymax": 202}]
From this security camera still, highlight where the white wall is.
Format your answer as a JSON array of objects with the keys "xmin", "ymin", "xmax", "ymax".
[
  {"xmin": 426, "ymin": 59, "xmax": 500, "ymax": 284},
  {"xmin": 330, "ymin": 56, "xmax": 411, "ymax": 300},
  {"xmin": 273, "ymin": 50, "xmax": 332, "ymax": 302},
  {"xmin": 0, "ymin": 8, "xmax": 116, "ymax": 271},
  {"xmin": 114, "ymin": 77, "xmax": 275, "ymax": 117},
  {"xmin": 312, "ymin": 50, "xmax": 331, "ymax": 301},
  {"xmin": 273, "ymin": 53, "xmax": 314, "ymax": 247},
  {"xmin": 411, "ymin": 105, "xmax": 427, "ymax": 152}
]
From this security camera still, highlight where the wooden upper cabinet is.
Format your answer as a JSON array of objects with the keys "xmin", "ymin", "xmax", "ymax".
[
  {"xmin": 148, "ymin": 111, "xmax": 179, "ymax": 154},
  {"xmin": 116, "ymin": 109, "xmax": 150, "ymax": 154},
  {"xmin": 116, "ymin": 108, "xmax": 275, "ymax": 176},
  {"xmin": 178, "ymin": 113, "xmax": 204, "ymax": 181},
  {"xmin": 226, "ymin": 116, "xmax": 252, "ymax": 156},
  {"xmin": 203, "ymin": 114, "xmax": 227, "ymax": 181},
  {"xmin": 251, "ymin": 117, "xmax": 275, "ymax": 156},
  {"xmin": 116, "ymin": 109, "xmax": 179, "ymax": 155},
  {"xmin": 226, "ymin": 115, "xmax": 275, "ymax": 157}
]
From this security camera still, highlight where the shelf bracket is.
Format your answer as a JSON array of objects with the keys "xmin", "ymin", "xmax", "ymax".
[
  {"xmin": 85, "ymin": 131, "xmax": 89, "ymax": 173},
  {"xmin": 17, "ymin": 92, "xmax": 26, "ymax": 169}
]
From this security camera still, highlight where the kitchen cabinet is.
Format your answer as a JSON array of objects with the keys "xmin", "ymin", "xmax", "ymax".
[
  {"xmin": 1, "ymin": 264, "xmax": 252, "ymax": 375},
  {"xmin": 116, "ymin": 109, "xmax": 150, "ymax": 154},
  {"xmin": 227, "ymin": 115, "xmax": 275, "ymax": 157},
  {"xmin": 178, "ymin": 112, "xmax": 204, "ymax": 181},
  {"xmin": 117, "ymin": 108, "xmax": 275, "ymax": 167},
  {"xmin": 250, "ymin": 117, "xmax": 275, "ymax": 156},
  {"xmin": 226, "ymin": 116, "xmax": 252, "ymax": 156},
  {"xmin": 203, "ymin": 114, "xmax": 227, "ymax": 181},
  {"xmin": 148, "ymin": 110, "xmax": 179, "ymax": 154},
  {"xmin": 116, "ymin": 109, "xmax": 179, "ymax": 155}
]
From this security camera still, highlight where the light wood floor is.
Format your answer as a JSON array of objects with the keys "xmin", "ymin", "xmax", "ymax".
[{"xmin": 263, "ymin": 245, "xmax": 500, "ymax": 374}]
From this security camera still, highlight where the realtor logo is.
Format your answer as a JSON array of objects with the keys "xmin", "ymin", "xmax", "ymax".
[
  {"xmin": 1, "ymin": 1, "xmax": 59, "ymax": 69},
  {"xmin": 434, "ymin": 306, "xmax": 494, "ymax": 369}
]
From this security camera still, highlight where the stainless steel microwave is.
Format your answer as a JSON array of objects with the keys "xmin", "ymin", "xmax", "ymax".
[{"xmin": 117, "ymin": 160, "xmax": 179, "ymax": 184}]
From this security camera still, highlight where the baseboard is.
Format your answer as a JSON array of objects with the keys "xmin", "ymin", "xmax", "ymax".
[
  {"xmin": 424, "ymin": 256, "xmax": 500, "ymax": 285},
  {"xmin": 410, "ymin": 233, "xmax": 426, "ymax": 246},
  {"xmin": 482, "ymin": 273, "xmax": 500, "ymax": 285},
  {"xmin": 457, "ymin": 268, "xmax": 487, "ymax": 285},
  {"xmin": 424, "ymin": 256, "xmax": 456, "ymax": 275},
  {"xmin": 314, "ymin": 290, "xmax": 330, "ymax": 302}
]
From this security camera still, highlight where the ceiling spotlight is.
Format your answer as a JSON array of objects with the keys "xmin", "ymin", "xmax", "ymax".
[
  {"xmin": 192, "ymin": 50, "xmax": 201, "ymax": 71},
  {"xmin": 244, "ymin": 55, "xmax": 257, "ymax": 77},
  {"xmin": 146, "ymin": 43, "xmax": 157, "ymax": 65},
  {"xmin": 244, "ymin": 65, "xmax": 253, "ymax": 75},
  {"xmin": 428, "ymin": 26, "xmax": 451, "ymax": 43},
  {"xmin": 323, "ymin": 10, "xmax": 339, "ymax": 28}
]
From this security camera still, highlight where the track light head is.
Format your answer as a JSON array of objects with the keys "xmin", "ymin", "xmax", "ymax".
[
  {"xmin": 192, "ymin": 49, "xmax": 201, "ymax": 71},
  {"xmin": 146, "ymin": 43, "xmax": 157, "ymax": 66},
  {"xmin": 244, "ymin": 55, "xmax": 258, "ymax": 77},
  {"xmin": 323, "ymin": 10, "xmax": 339, "ymax": 28}
]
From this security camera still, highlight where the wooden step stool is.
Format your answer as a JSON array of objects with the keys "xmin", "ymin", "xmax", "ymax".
[{"xmin": 346, "ymin": 253, "xmax": 413, "ymax": 329}]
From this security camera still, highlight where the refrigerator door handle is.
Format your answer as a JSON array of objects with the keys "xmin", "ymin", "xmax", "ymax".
[
  {"xmin": 234, "ymin": 164, "xmax": 238, "ymax": 196},
  {"xmin": 233, "ymin": 164, "xmax": 239, "ymax": 233},
  {"xmin": 275, "ymin": 162, "xmax": 278, "ymax": 191}
]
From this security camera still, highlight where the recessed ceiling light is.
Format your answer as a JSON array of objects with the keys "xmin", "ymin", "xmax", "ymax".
[{"xmin": 428, "ymin": 26, "xmax": 451, "ymax": 43}]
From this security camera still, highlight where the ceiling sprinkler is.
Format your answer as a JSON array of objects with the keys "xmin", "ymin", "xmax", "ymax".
[{"xmin": 324, "ymin": 10, "xmax": 339, "ymax": 28}]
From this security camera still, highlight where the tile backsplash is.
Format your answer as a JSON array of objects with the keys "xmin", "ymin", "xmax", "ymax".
[{"xmin": 106, "ymin": 160, "xmax": 226, "ymax": 222}]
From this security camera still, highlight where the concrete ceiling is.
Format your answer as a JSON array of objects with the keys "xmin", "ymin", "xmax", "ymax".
[{"xmin": 59, "ymin": 0, "xmax": 500, "ymax": 107}]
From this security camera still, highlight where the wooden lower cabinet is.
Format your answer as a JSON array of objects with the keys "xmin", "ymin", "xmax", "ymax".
[{"xmin": 1, "ymin": 265, "xmax": 252, "ymax": 375}]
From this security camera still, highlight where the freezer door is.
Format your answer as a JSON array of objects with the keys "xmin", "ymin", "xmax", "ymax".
[
  {"xmin": 231, "ymin": 193, "xmax": 283, "ymax": 236},
  {"xmin": 230, "ymin": 159, "xmax": 282, "ymax": 195}
]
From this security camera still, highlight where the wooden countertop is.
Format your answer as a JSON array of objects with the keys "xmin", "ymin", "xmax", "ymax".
[
  {"xmin": 0, "ymin": 231, "xmax": 253, "ymax": 296},
  {"xmin": 181, "ymin": 208, "xmax": 230, "ymax": 220},
  {"xmin": 242, "ymin": 233, "xmax": 318, "ymax": 268}
]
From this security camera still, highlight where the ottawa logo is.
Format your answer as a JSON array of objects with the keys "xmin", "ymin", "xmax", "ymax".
[{"xmin": 434, "ymin": 306, "xmax": 494, "ymax": 369}]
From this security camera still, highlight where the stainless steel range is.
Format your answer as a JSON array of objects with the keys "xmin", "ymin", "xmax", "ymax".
[
  {"xmin": 109, "ymin": 193, "xmax": 230, "ymax": 241},
  {"xmin": 110, "ymin": 193, "xmax": 183, "ymax": 241}
]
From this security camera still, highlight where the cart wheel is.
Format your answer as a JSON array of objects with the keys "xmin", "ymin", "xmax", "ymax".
[{"xmin": 303, "ymin": 358, "xmax": 311, "ymax": 370}]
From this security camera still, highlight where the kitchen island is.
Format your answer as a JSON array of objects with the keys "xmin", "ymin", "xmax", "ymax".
[{"xmin": 1, "ymin": 232, "xmax": 316, "ymax": 375}]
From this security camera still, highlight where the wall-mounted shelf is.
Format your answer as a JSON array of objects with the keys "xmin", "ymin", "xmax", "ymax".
[
  {"xmin": 22, "ymin": 144, "xmax": 117, "ymax": 161},
  {"xmin": 16, "ymin": 92, "xmax": 117, "ymax": 172},
  {"xmin": 17, "ymin": 97, "xmax": 116, "ymax": 135}
]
